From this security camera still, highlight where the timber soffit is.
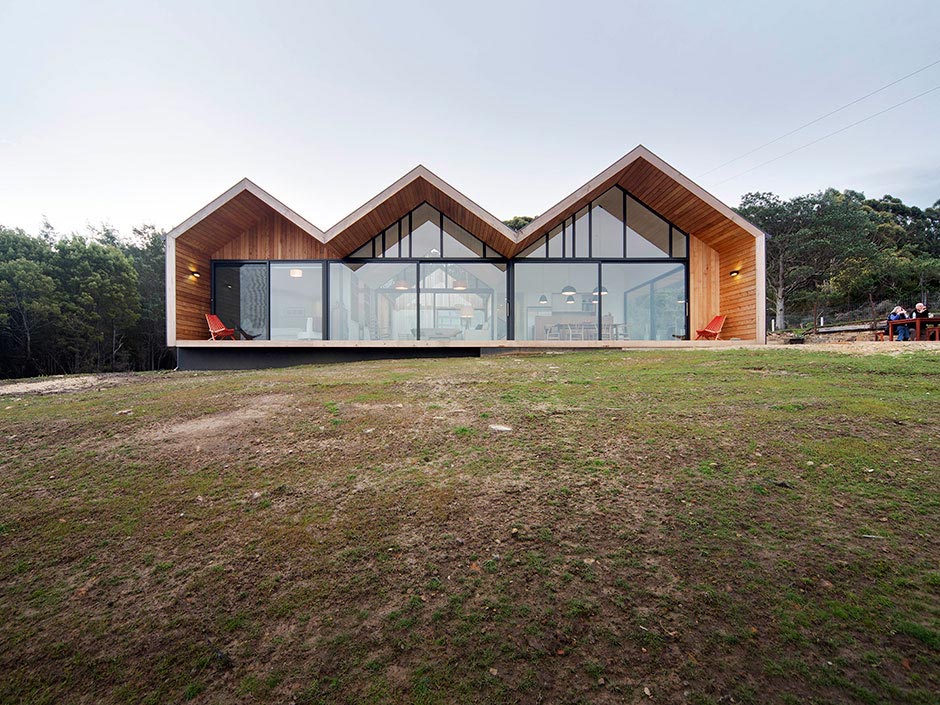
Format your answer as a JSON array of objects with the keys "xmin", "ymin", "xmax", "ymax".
[{"xmin": 165, "ymin": 146, "xmax": 766, "ymax": 252}]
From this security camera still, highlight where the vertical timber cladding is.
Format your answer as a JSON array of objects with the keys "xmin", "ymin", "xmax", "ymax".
[
  {"xmin": 175, "ymin": 240, "xmax": 212, "ymax": 340},
  {"xmin": 689, "ymin": 235, "xmax": 719, "ymax": 335},
  {"xmin": 212, "ymin": 212, "xmax": 336, "ymax": 260},
  {"xmin": 717, "ymin": 235, "xmax": 757, "ymax": 340}
]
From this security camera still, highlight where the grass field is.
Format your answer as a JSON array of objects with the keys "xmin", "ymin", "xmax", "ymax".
[{"xmin": 2, "ymin": 348, "xmax": 939, "ymax": 704}]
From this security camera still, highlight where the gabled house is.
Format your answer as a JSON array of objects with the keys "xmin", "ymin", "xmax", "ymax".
[{"xmin": 166, "ymin": 146, "xmax": 765, "ymax": 369}]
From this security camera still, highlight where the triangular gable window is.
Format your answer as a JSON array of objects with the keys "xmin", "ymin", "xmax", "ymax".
[
  {"xmin": 347, "ymin": 203, "xmax": 499, "ymax": 258},
  {"xmin": 519, "ymin": 186, "xmax": 687, "ymax": 260}
]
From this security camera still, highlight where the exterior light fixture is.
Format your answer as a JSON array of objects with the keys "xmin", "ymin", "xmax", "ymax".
[
  {"xmin": 537, "ymin": 294, "xmax": 549, "ymax": 305},
  {"xmin": 729, "ymin": 270, "xmax": 740, "ymax": 278},
  {"xmin": 561, "ymin": 284, "xmax": 576, "ymax": 295},
  {"xmin": 565, "ymin": 294, "xmax": 576, "ymax": 305},
  {"xmin": 394, "ymin": 280, "xmax": 410, "ymax": 290},
  {"xmin": 453, "ymin": 280, "xmax": 468, "ymax": 291},
  {"xmin": 592, "ymin": 286, "xmax": 609, "ymax": 296},
  {"xmin": 191, "ymin": 271, "xmax": 201, "ymax": 278},
  {"xmin": 289, "ymin": 268, "xmax": 303, "ymax": 278}
]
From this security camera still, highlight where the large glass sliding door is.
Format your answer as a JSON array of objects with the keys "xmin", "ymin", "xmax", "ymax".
[
  {"xmin": 603, "ymin": 263, "xmax": 686, "ymax": 340},
  {"xmin": 514, "ymin": 262, "xmax": 687, "ymax": 341},
  {"xmin": 213, "ymin": 263, "xmax": 269, "ymax": 340},
  {"xmin": 329, "ymin": 261, "xmax": 508, "ymax": 341},
  {"xmin": 329, "ymin": 262, "xmax": 418, "ymax": 340},
  {"xmin": 270, "ymin": 263, "xmax": 323, "ymax": 340},
  {"xmin": 418, "ymin": 262, "xmax": 507, "ymax": 340},
  {"xmin": 514, "ymin": 263, "xmax": 600, "ymax": 341}
]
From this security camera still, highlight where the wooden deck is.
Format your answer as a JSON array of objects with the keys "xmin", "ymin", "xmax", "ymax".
[{"xmin": 175, "ymin": 339, "xmax": 754, "ymax": 350}]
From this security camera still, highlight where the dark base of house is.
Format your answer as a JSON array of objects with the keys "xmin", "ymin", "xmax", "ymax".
[{"xmin": 175, "ymin": 346, "xmax": 485, "ymax": 371}]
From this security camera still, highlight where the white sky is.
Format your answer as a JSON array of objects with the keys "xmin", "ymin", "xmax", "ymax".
[{"xmin": 1, "ymin": 0, "xmax": 938, "ymax": 237}]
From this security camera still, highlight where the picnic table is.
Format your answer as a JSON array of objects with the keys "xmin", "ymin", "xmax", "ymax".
[{"xmin": 886, "ymin": 316, "xmax": 940, "ymax": 341}]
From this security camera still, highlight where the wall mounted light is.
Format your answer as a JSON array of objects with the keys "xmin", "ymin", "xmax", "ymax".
[
  {"xmin": 538, "ymin": 294, "xmax": 549, "ymax": 305},
  {"xmin": 729, "ymin": 270, "xmax": 740, "ymax": 278},
  {"xmin": 289, "ymin": 268, "xmax": 303, "ymax": 278},
  {"xmin": 191, "ymin": 271, "xmax": 201, "ymax": 279}
]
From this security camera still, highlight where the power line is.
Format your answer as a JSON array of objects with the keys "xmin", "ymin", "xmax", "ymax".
[
  {"xmin": 700, "ymin": 56, "xmax": 940, "ymax": 177},
  {"xmin": 709, "ymin": 83, "xmax": 940, "ymax": 187}
]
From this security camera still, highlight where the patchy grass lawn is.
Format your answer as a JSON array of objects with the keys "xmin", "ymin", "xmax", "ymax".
[{"xmin": 1, "ymin": 348, "xmax": 939, "ymax": 704}]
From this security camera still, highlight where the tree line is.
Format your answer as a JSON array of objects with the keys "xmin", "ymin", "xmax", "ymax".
[
  {"xmin": 0, "ymin": 222, "xmax": 170, "ymax": 378},
  {"xmin": 1, "ymin": 189, "xmax": 938, "ymax": 378},
  {"xmin": 738, "ymin": 190, "xmax": 940, "ymax": 329}
]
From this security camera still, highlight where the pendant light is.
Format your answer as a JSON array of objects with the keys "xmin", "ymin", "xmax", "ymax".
[
  {"xmin": 561, "ymin": 284, "xmax": 576, "ymax": 296},
  {"xmin": 592, "ymin": 285, "xmax": 608, "ymax": 296},
  {"xmin": 538, "ymin": 294, "xmax": 548, "ymax": 305},
  {"xmin": 565, "ymin": 294, "xmax": 575, "ymax": 305}
]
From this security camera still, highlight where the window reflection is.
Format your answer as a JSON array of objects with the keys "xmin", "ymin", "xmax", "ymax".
[
  {"xmin": 270, "ymin": 263, "xmax": 323, "ymax": 340},
  {"xmin": 513, "ymin": 263, "xmax": 600, "ymax": 341},
  {"xmin": 329, "ymin": 263, "xmax": 417, "ymax": 340},
  {"xmin": 418, "ymin": 263, "xmax": 507, "ymax": 340},
  {"xmin": 213, "ymin": 263, "xmax": 269, "ymax": 340},
  {"xmin": 603, "ymin": 263, "xmax": 686, "ymax": 340}
]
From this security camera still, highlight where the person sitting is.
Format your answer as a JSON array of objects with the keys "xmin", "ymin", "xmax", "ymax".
[
  {"xmin": 888, "ymin": 305, "xmax": 910, "ymax": 341},
  {"xmin": 911, "ymin": 302, "xmax": 931, "ymax": 340}
]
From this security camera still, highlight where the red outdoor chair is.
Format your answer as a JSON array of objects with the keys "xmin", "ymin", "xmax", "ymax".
[
  {"xmin": 695, "ymin": 315, "xmax": 726, "ymax": 340},
  {"xmin": 205, "ymin": 314, "xmax": 236, "ymax": 340}
]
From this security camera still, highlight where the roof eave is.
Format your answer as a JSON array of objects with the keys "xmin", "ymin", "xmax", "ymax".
[
  {"xmin": 518, "ymin": 145, "xmax": 765, "ymax": 241},
  {"xmin": 323, "ymin": 165, "xmax": 519, "ymax": 244},
  {"xmin": 166, "ymin": 178, "xmax": 326, "ymax": 242}
]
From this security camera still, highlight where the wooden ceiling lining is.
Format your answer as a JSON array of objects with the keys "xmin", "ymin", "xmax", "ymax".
[
  {"xmin": 327, "ymin": 177, "xmax": 515, "ymax": 258},
  {"xmin": 172, "ymin": 153, "xmax": 762, "ymax": 265},
  {"xmin": 512, "ymin": 156, "xmax": 759, "ymax": 258},
  {"xmin": 178, "ymin": 190, "xmax": 318, "ymax": 254},
  {"xmin": 326, "ymin": 180, "xmax": 427, "ymax": 255}
]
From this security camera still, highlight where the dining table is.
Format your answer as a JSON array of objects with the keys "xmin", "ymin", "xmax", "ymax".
[{"xmin": 886, "ymin": 316, "xmax": 940, "ymax": 341}]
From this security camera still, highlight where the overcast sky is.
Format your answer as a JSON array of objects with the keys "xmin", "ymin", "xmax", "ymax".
[{"xmin": 1, "ymin": 0, "xmax": 938, "ymax": 237}]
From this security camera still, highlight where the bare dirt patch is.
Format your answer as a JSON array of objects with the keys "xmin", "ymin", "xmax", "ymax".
[
  {"xmin": 143, "ymin": 393, "xmax": 294, "ymax": 442},
  {"xmin": 0, "ymin": 373, "xmax": 144, "ymax": 396}
]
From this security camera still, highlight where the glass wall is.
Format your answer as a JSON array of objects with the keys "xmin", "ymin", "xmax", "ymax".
[
  {"xmin": 213, "ymin": 263, "xmax": 269, "ymax": 339},
  {"xmin": 591, "ymin": 188, "xmax": 625, "ymax": 258},
  {"xmin": 270, "ymin": 263, "xmax": 323, "ymax": 340},
  {"xmin": 602, "ymin": 263, "xmax": 686, "ymax": 340},
  {"xmin": 514, "ymin": 263, "xmax": 600, "ymax": 341},
  {"xmin": 410, "ymin": 204, "xmax": 440, "ymax": 257},
  {"xmin": 627, "ymin": 196, "xmax": 670, "ymax": 257},
  {"xmin": 329, "ymin": 262, "xmax": 418, "ymax": 340},
  {"xmin": 207, "ymin": 187, "xmax": 690, "ymax": 343},
  {"xmin": 348, "ymin": 203, "xmax": 500, "ymax": 259},
  {"xmin": 419, "ymin": 262, "xmax": 507, "ymax": 340}
]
